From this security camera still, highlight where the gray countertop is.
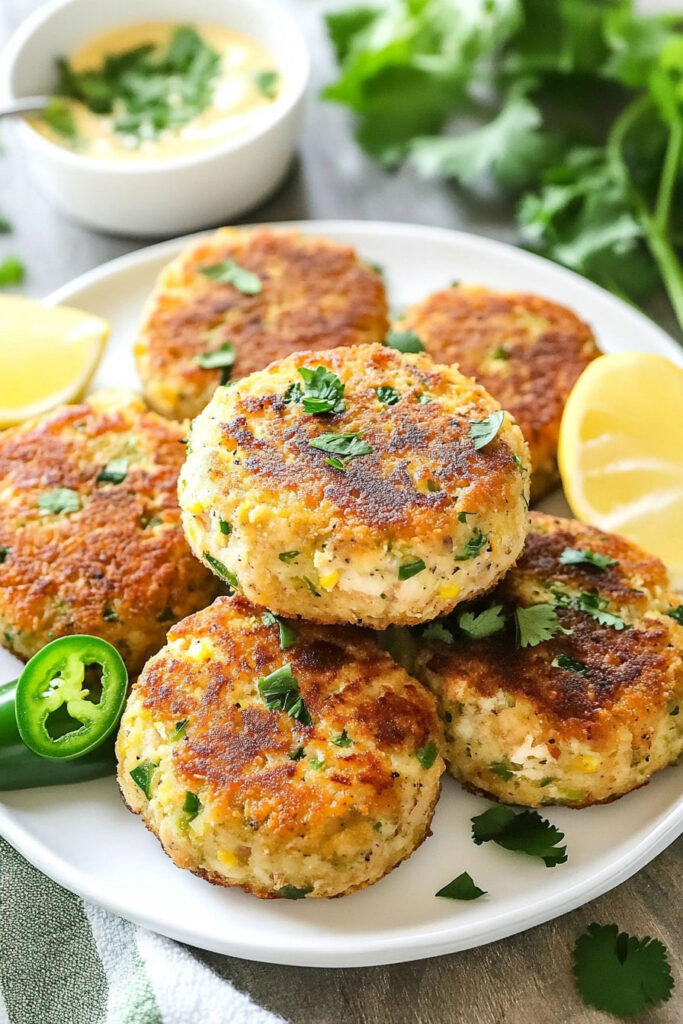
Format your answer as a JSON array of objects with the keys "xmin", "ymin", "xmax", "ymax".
[{"xmin": 1, "ymin": 2, "xmax": 681, "ymax": 1021}]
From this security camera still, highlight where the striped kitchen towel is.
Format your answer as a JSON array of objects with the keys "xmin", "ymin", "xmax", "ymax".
[{"xmin": 0, "ymin": 839, "xmax": 283, "ymax": 1024}]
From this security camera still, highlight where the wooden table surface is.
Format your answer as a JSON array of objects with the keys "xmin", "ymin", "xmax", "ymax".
[{"xmin": 1, "ymin": 1, "xmax": 681, "ymax": 1021}]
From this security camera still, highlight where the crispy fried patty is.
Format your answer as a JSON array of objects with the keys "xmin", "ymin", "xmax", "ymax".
[
  {"xmin": 179, "ymin": 343, "xmax": 530, "ymax": 628},
  {"xmin": 0, "ymin": 390, "xmax": 220, "ymax": 676},
  {"xmin": 116, "ymin": 594, "xmax": 444, "ymax": 899},
  {"xmin": 135, "ymin": 228, "xmax": 389, "ymax": 420},
  {"xmin": 396, "ymin": 287, "xmax": 601, "ymax": 499},
  {"xmin": 416, "ymin": 512, "xmax": 683, "ymax": 808}
]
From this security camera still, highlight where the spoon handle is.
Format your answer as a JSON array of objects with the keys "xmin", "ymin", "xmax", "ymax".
[{"xmin": 0, "ymin": 96, "xmax": 49, "ymax": 119}]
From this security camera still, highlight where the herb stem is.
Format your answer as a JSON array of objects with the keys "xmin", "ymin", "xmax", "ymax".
[{"xmin": 654, "ymin": 116, "xmax": 683, "ymax": 234}]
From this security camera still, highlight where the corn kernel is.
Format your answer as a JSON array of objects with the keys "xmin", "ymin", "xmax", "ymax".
[
  {"xmin": 217, "ymin": 849, "xmax": 238, "ymax": 868},
  {"xmin": 319, "ymin": 569, "xmax": 339, "ymax": 591},
  {"xmin": 568, "ymin": 753, "xmax": 601, "ymax": 773},
  {"xmin": 188, "ymin": 638, "xmax": 213, "ymax": 662},
  {"xmin": 186, "ymin": 499, "xmax": 204, "ymax": 514},
  {"xmin": 438, "ymin": 583, "xmax": 460, "ymax": 601}
]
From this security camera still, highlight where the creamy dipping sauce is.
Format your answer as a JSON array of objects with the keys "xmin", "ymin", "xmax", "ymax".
[{"xmin": 31, "ymin": 22, "xmax": 281, "ymax": 161}]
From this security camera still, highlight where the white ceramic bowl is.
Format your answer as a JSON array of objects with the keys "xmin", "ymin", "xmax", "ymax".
[{"xmin": 0, "ymin": 0, "xmax": 309, "ymax": 236}]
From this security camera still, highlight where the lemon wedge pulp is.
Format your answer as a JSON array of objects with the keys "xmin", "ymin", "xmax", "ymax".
[
  {"xmin": 0, "ymin": 295, "xmax": 109, "ymax": 426},
  {"xmin": 558, "ymin": 351, "xmax": 683, "ymax": 587}
]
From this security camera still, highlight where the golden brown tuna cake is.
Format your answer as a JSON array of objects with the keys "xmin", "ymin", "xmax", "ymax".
[
  {"xmin": 116, "ymin": 594, "xmax": 444, "ymax": 899},
  {"xmin": 416, "ymin": 512, "xmax": 683, "ymax": 809},
  {"xmin": 0, "ymin": 389, "xmax": 220, "ymax": 676},
  {"xmin": 135, "ymin": 227, "xmax": 389, "ymax": 420},
  {"xmin": 395, "ymin": 286, "xmax": 601, "ymax": 499},
  {"xmin": 179, "ymin": 343, "xmax": 531, "ymax": 629}
]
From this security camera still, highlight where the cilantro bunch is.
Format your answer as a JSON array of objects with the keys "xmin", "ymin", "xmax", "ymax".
[{"xmin": 324, "ymin": 0, "xmax": 683, "ymax": 329}]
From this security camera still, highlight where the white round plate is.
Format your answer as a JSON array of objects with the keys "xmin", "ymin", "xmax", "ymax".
[{"xmin": 0, "ymin": 222, "xmax": 681, "ymax": 968}]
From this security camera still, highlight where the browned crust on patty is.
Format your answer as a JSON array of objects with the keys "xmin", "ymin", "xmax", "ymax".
[
  {"xmin": 135, "ymin": 228, "xmax": 389, "ymax": 419},
  {"xmin": 0, "ymin": 392, "xmax": 220, "ymax": 675},
  {"xmin": 422, "ymin": 512, "xmax": 683, "ymax": 745},
  {"xmin": 396, "ymin": 287, "xmax": 601, "ymax": 498}
]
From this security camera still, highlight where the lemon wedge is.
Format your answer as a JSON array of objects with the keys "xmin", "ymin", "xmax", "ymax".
[
  {"xmin": 558, "ymin": 351, "xmax": 683, "ymax": 587},
  {"xmin": 0, "ymin": 295, "xmax": 109, "ymax": 427}
]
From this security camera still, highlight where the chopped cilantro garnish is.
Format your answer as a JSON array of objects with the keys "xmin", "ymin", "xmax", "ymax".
[
  {"xmin": 309, "ymin": 758, "xmax": 325, "ymax": 770},
  {"xmin": 489, "ymin": 758, "xmax": 522, "ymax": 780},
  {"xmin": 491, "ymin": 344, "xmax": 509, "ymax": 360},
  {"xmin": 302, "ymin": 576, "xmax": 320, "ymax": 597},
  {"xmin": 37, "ymin": 488, "xmax": 82, "ymax": 516},
  {"xmin": 257, "ymin": 664, "xmax": 311, "ymax": 725},
  {"xmin": 453, "ymin": 528, "xmax": 488, "ymax": 561},
  {"xmin": 573, "ymin": 923, "xmax": 674, "ymax": 1016},
  {"xmin": 102, "ymin": 605, "xmax": 119, "ymax": 622},
  {"xmin": 384, "ymin": 329, "xmax": 425, "ymax": 353},
  {"xmin": 436, "ymin": 871, "xmax": 486, "ymax": 901},
  {"xmin": 552, "ymin": 653, "xmax": 586, "ymax": 675},
  {"xmin": 55, "ymin": 27, "xmax": 221, "ymax": 143},
  {"xmin": 283, "ymin": 382, "xmax": 302, "ymax": 404},
  {"xmin": 331, "ymin": 729, "xmax": 352, "ymax": 747},
  {"xmin": 0, "ymin": 547, "xmax": 9, "ymax": 564},
  {"xmin": 556, "ymin": 590, "xmax": 627, "ymax": 630},
  {"xmin": 289, "ymin": 746, "xmax": 306, "ymax": 761},
  {"xmin": 96, "ymin": 457, "xmax": 128, "ymax": 484},
  {"xmin": 666, "ymin": 604, "xmax": 683, "ymax": 625},
  {"xmin": 279, "ymin": 884, "xmax": 312, "ymax": 900},
  {"xmin": 457, "ymin": 510, "xmax": 472, "ymax": 523},
  {"xmin": 458, "ymin": 604, "xmax": 505, "ymax": 640},
  {"xmin": 201, "ymin": 260, "xmax": 262, "ymax": 295},
  {"xmin": 218, "ymin": 518, "xmax": 232, "ymax": 535},
  {"xmin": 156, "ymin": 606, "xmax": 175, "ymax": 623},
  {"xmin": 183, "ymin": 791, "xmax": 201, "ymax": 821},
  {"xmin": 197, "ymin": 341, "xmax": 236, "ymax": 384},
  {"xmin": 294, "ymin": 365, "xmax": 346, "ymax": 415},
  {"xmin": 262, "ymin": 610, "xmax": 298, "ymax": 650},
  {"xmin": 513, "ymin": 454, "xmax": 525, "ymax": 471},
  {"xmin": 416, "ymin": 740, "xmax": 438, "ymax": 769},
  {"xmin": 422, "ymin": 621, "xmax": 454, "ymax": 645},
  {"xmin": 253, "ymin": 69, "xmax": 279, "ymax": 99},
  {"xmin": 203, "ymin": 552, "xmax": 238, "ymax": 590},
  {"xmin": 471, "ymin": 805, "xmax": 567, "ymax": 867},
  {"xmin": 170, "ymin": 720, "xmax": 187, "ymax": 741},
  {"xmin": 398, "ymin": 558, "xmax": 426, "ymax": 580},
  {"xmin": 309, "ymin": 431, "xmax": 372, "ymax": 470},
  {"xmin": 560, "ymin": 547, "xmax": 619, "ymax": 571},
  {"xmin": 469, "ymin": 410, "xmax": 505, "ymax": 450},
  {"xmin": 376, "ymin": 385, "xmax": 401, "ymax": 405},
  {"xmin": 515, "ymin": 604, "xmax": 571, "ymax": 648},
  {"xmin": 0, "ymin": 256, "xmax": 25, "ymax": 287},
  {"xmin": 130, "ymin": 760, "xmax": 157, "ymax": 799},
  {"xmin": 42, "ymin": 97, "xmax": 77, "ymax": 139},
  {"xmin": 279, "ymin": 550, "xmax": 300, "ymax": 563},
  {"xmin": 416, "ymin": 392, "xmax": 432, "ymax": 404}
]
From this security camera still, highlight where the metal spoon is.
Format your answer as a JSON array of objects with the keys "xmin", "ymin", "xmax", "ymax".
[{"xmin": 0, "ymin": 96, "xmax": 49, "ymax": 119}]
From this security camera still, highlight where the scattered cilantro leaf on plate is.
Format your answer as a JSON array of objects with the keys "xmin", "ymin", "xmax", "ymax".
[
  {"xmin": 422, "ymin": 621, "xmax": 454, "ymax": 646},
  {"xmin": 573, "ymin": 923, "xmax": 674, "ymax": 1016},
  {"xmin": 436, "ymin": 871, "xmax": 487, "ymax": 901},
  {"xmin": 458, "ymin": 604, "xmax": 506, "ymax": 640},
  {"xmin": 471, "ymin": 805, "xmax": 567, "ymax": 867},
  {"xmin": 0, "ymin": 256, "xmax": 25, "ymax": 287},
  {"xmin": 469, "ymin": 410, "xmax": 505, "ymax": 450},
  {"xmin": 559, "ymin": 547, "xmax": 619, "ymax": 571},
  {"xmin": 295, "ymin": 365, "xmax": 346, "ymax": 415},
  {"xmin": 515, "ymin": 603, "xmax": 572, "ymax": 648}
]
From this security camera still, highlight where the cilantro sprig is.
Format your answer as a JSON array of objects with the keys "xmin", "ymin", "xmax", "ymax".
[
  {"xmin": 436, "ymin": 871, "xmax": 486, "ymax": 901},
  {"xmin": 560, "ymin": 547, "xmax": 619, "ymax": 571},
  {"xmin": 201, "ymin": 260, "xmax": 262, "ymax": 295},
  {"xmin": 309, "ymin": 431, "xmax": 372, "ymax": 470},
  {"xmin": 471, "ymin": 805, "xmax": 567, "ymax": 867},
  {"xmin": 285, "ymin": 365, "xmax": 346, "ymax": 415},
  {"xmin": 573, "ymin": 924, "xmax": 674, "ymax": 1016},
  {"xmin": 469, "ymin": 411, "xmax": 505, "ymax": 450}
]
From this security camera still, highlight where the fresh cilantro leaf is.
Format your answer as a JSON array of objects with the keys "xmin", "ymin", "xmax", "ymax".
[
  {"xmin": 454, "ymin": 528, "xmax": 488, "ymax": 561},
  {"xmin": 102, "ymin": 604, "xmax": 119, "ymax": 622},
  {"xmin": 279, "ymin": 550, "xmax": 299, "ymax": 563},
  {"xmin": 253, "ymin": 69, "xmax": 279, "ymax": 99},
  {"xmin": 471, "ymin": 805, "xmax": 567, "ymax": 867},
  {"xmin": 667, "ymin": 604, "xmax": 683, "ymax": 625},
  {"xmin": 37, "ymin": 488, "xmax": 82, "ymax": 516},
  {"xmin": 411, "ymin": 88, "xmax": 554, "ymax": 189},
  {"xmin": 96, "ymin": 457, "xmax": 128, "ymax": 484},
  {"xmin": 183, "ymin": 791, "xmax": 201, "ymax": 821},
  {"xmin": 203, "ymin": 552, "xmax": 238, "ymax": 589},
  {"xmin": 515, "ymin": 604, "xmax": 571, "ymax": 648},
  {"xmin": 201, "ymin": 261, "xmax": 262, "ymax": 295},
  {"xmin": 279, "ymin": 884, "xmax": 312, "ymax": 900},
  {"xmin": 560, "ymin": 547, "xmax": 619, "ymax": 571},
  {"xmin": 130, "ymin": 760, "xmax": 157, "ymax": 799},
  {"xmin": 197, "ymin": 341, "xmax": 236, "ymax": 384},
  {"xmin": 262, "ymin": 610, "xmax": 298, "ymax": 650},
  {"xmin": 309, "ymin": 431, "xmax": 372, "ymax": 469},
  {"xmin": 289, "ymin": 746, "xmax": 306, "ymax": 761},
  {"xmin": 218, "ymin": 519, "xmax": 232, "ymax": 535},
  {"xmin": 283, "ymin": 382, "xmax": 303, "ymax": 404},
  {"xmin": 489, "ymin": 758, "xmax": 522, "ymax": 780},
  {"xmin": 398, "ymin": 558, "xmax": 426, "ymax": 580},
  {"xmin": 331, "ymin": 729, "xmax": 353, "ymax": 747},
  {"xmin": 308, "ymin": 757, "xmax": 325, "ymax": 770},
  {"xmin": 324, "ymin": 6, "xmax": 380, "ymax": 64},
  {"xmin": 552, "ymin": 653, "xmax": 587, "ymax": 675},
  {"xmin": 384, "ymin": 329, "xmax": 424, "ymax": 353},
  {"xmin": 376, "ymin": 625, "xmax": 419, "ymax": 674},
  {"xmin": 296, "ymin": 365, "xmax": 346, "ymax": 415},
  {"xmin": 436, "ymin": 871, "xmax": 486, "ymax": 901},
  {"xmin": 42, "ymin": 98, "xmax": 77, "ymax": 139},
  {"xmin": 170, "ymin": 720, "xmax": 187, "ymax": 741},
  {"xmin": 0, "ymin": 547, "xmax": 9, "ymax": 564},
  {"xmin": 458, "ymin": 604, "xmax": 506, "ymax": 639},
  {"xmin": 257, "ymin": 664, "xmax": 311, "ymax": 725},
  {"xmin": 559, "ymin": 590, "xmax": 627, "ymax": 630},
  {"xmin": 422, "ymin": 621, "xmax": 454, "ymax": 645},
  {"xmin": 491, "ymin": 344, "xmax": 509, "ymax": 360},
  {"xmin": 0, "ymin": 256, "xmax": 25, "ymax": 287},
  {"xmin": 573, "ymin": 923, "xmax": 674, "ymax": 1016},
  {"xmin": 0, "ymin": 215, "xmax": 12, "ymax": 234},
  {"xmin": 457, "ymin": 510, "xmax": 472, "ymax": 523},
  {"xmin": 376, "ymin": 385, "xmax": 401, "ymax": 405},
  {"xmin": 416, "ymin": 740, "xmax": 438, "ymax": 770},
  {"xmin": 469, "ymin": 410, "xmax": 505, "ymax": 450}
]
